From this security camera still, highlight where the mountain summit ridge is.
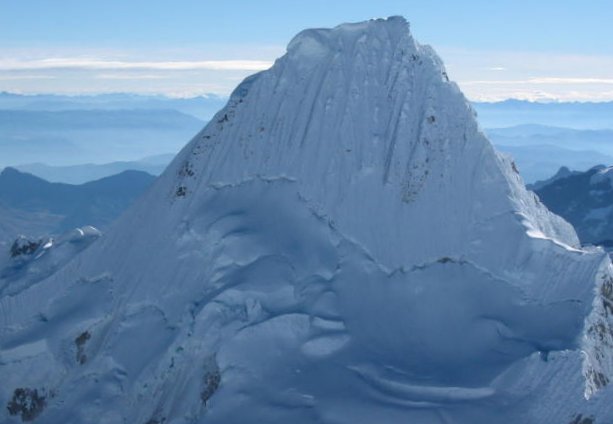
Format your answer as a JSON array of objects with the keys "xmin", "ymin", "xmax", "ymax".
[
  {"xmin": 1, "ymin": 17, "xmax": 613, "ymax": 424},
  {"xmin": 166, "ymin": 16, "xmax": 577, "ymax": 269}
]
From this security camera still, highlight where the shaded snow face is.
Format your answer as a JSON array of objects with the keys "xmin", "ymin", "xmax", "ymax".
[
  {"xmin": 1, "ymin": 16, "xmax": 612, "ymax": 424},
  {"xmin": 197, "ymin": 184, "xmax": 587, "ymax": 424},
  {"xmin": 0, "ymin": 179, "xmax": 594, "ymax": 424}
]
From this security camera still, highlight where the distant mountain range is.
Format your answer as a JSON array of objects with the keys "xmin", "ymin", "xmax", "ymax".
[
  {"xmin": 0, "ymin": 167, "xmax": 155, "ymax": 241},
  {"xmin": 0, "ymin": 92, "xmax": 227, "ymax": 121},
  {"xmin": 0, "ymin": 109, "xmax": 203, "ymax": 167},
  {"xmin": 473, "ymin": 100, "xmax": 613, "ymax": 129},
  {"xmin": 528, "ymin": 166, "xmax": 582, "ymax": 191},
  {"xmin": 494, "ymin": 143, "xmax": 613, "ymax": 183},
  {"xmin": 15, "ymin": 153, "xmax": 174, "ymax": 184},
  {"xmin": 486, "ymin": 124, "xmax": 613, "ymax": 154},
  {"xmin": 532, "ymin": 165, "xmax": 613, "ymax": 247},
  {"xmin": 6, "ymin": 94, "xmax": 611, "ymax": 130},
  {"xmin": 3, "ymin": 93, "xmax": 613, "ymax": 184},
  {"xmin": 0, "ymin": 92, "xmax": 227, "ymax": 169},
  {"xmin": 484, "ymin": 124, "xmax": 613, "ymax": 182}
]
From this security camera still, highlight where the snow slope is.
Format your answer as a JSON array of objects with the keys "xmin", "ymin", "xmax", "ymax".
[{"xmin": 2, "ymin": 17, "xmax": 613, "ymax": 424}]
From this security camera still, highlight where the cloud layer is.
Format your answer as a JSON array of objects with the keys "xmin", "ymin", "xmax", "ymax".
[
  {"xmin": 439, "ymin": 48, "xmax": 613, "ymax": 101},
  {"xmin": 0, "ymin": 58, "xmax": 273, "ymax": 71},
  {"xmin": 1, "ymin": 48, "xmax": 612, "ymax": 101}
]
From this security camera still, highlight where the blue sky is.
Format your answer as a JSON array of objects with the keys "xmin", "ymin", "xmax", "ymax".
[{"xmin": 2, "ymin": 0, "xmax": 613, "ymax": 101}]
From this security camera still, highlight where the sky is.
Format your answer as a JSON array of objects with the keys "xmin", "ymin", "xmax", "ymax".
[{"xmin": 1, "ymin": 0, "xmax": 613, "ymax": 101}]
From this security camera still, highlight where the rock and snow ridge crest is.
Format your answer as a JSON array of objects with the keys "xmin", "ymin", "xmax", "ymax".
[
  {"xmin": 2, "ymin": 16, "xmax": 613, "ymax": 424},
  {"xmin": 169, "ymin": 15, "xmax": 580, "ymax": 266}
]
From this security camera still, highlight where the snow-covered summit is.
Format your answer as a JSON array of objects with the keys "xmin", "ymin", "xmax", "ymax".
[
  {"xmin": 286, "ymin": 16, "xmax": 411, "ymax": 60},
  {"xmin": 166, "ymin": 16, "xmax": 577, "ymax": 271},
  {"xmin": 1, "ymin": 17, "xmax": 613, "ymax": 424}
]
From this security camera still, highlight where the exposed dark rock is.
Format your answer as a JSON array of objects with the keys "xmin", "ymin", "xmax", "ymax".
[
  {"xmin": 75, "ymin": 331, "xmax": 91, "ymax": 364},
  {"xmin": 437, "ymin": 257, "xmax": 454, "ymax": 264},
  {"xmin": 601, "ymin": 276, "xmax": 613, "ymax": 315},
  {"xmin": 511, "ymin": 161, "xmax": 520, "ymax": 174},
  {"xmin": 570, "ymin": 414, "xmax": 595, "ymax": 424},
  {"xmin": 178, "ymin": 162, "xmax": 195, "ymax": 178},
  {"xmin": 6, "ymin": 388, "xmax": 46, "ymax": 421},
  {"xmin": 201, "ymin": 357, "xmax": 221, "ymax": 406},
  {"xmin": 176, "ymin": 186, "xmax": 187, "ymax": 197},
  {"xmin": 586, "ymin": 368, "xmax": 609, "ymax": 390},
  {"xmin": 10, "ymin": 237, "xmax": 41, "ymax": 258}
]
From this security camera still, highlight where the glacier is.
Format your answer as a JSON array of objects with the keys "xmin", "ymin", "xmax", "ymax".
[{"xmin": 2, "ymin": 16, "xmax": 613, "ymax": 424}]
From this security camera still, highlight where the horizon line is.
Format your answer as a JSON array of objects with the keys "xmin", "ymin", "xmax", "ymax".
[{"xmin": 3, "ymin": 90, "xmax": 613, "ymax": 104}]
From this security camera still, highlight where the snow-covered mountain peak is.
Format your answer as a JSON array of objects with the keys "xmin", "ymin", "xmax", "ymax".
[
  {"xmin": 2, "ymin": 17, "xmax": 613, "ymax": 424},
  {"xmin": 164, "ymin": 14, "xmax": 576, "ymax": 272},
  {"xmin": 286, "ymin": 16, "xmax": 413, "ymax": 59}
]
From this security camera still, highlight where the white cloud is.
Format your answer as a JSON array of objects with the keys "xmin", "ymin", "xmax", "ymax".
[
  {"xmin": 1, "ymin": 46, "xmax": 613, "ymax": 101},
  {"xmin": 0, "ymin": 58, "xmax": 273, "ymax": 71},
  {"xmin": 94, "ymin": 72, "xmax": 172, "ymax": 80},
  {"xmin": 0, "ymin": 74, "xmax": 55, "ymax": 80},
  {"xmin": 437, "ymin": 47, "xmax": 613, "ymax": 101},
  {"xmin": 462, "ymin": 77, "xmax": 613, "ymax": 85}
]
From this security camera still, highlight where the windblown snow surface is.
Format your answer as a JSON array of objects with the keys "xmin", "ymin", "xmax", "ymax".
[{"xmin": 2, "ymin": 17, "xmax": 613, "ymax": 424}]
